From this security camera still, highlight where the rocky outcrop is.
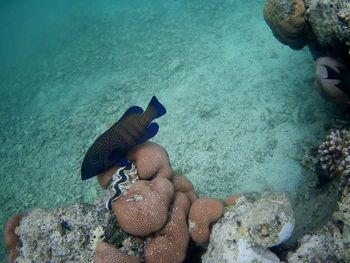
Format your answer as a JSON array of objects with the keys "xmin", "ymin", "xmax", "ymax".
[{"xmin": 202, "ymin": 192, "xmax": 295, "ymax": 263}]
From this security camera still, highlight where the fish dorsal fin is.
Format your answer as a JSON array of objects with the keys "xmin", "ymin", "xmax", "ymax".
[
  {"xmin": 138, "ymin": 122, "xmax": 159, "ymax": 144},
  {"xmin": 323, "ymin": 64, "xmax": 341, "ymax": 80},
  {"xmin": 119, "ymin": 106, "xmax": 144, "ymax": 122},
  {"xmin": 146, "ymin": 96, "xmax": 167, "ymax": 119}
]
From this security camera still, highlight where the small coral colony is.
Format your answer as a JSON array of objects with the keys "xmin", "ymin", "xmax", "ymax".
[{"xmin": 5, "ymin": 0, "xmax": 350, "ymax": 262}]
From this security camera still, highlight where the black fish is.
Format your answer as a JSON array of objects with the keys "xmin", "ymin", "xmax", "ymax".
[{"xmin": 81, "ymin": 96, "xmax": 166, "ymax": 180}]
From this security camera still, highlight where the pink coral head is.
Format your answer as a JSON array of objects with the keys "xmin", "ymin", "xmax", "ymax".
[
  {"xmin": 127, "ymin": 142, "xmax": 172, "ymax": 180},
  {"xmin": 144, "ymin": 192, "xmax": 190, "ymax": 263},
  {"xmin": 188, "ymin": 198, "xmax": 224, "ymax": 244},
  {"xmin": 314, "ymin": 56, "xmax": 350, "ymax": 106},
  {"xmin": 172, "ymin": 172, "xmax": 198, "ymax": 204},
  {"xmin": 93, "ymin": 242, "xmax": 140, "ymax": 263},
  {"xmin": 112, "ymin": 177, "xmax": 175, "ymax": 236},
  {"xmin": 4, "ymin": 214, "xmax": 23, "ymax": 263}
]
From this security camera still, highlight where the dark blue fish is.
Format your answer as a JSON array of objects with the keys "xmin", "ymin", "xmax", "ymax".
[{"xmin": 81, "ymin": 96, "xmax": 166, "ymax": 180}]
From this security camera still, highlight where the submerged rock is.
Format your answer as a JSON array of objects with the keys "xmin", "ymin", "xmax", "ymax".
[
  {"xmin": 306, "ymin": 0, "xmax": 350, "ymax": 51},
  {"xmin": 15, "ymin": 201, "xmax": 142, "ymax": 263},
  {"xmin": 287, "ymin": 170, "xmax": 350, "ymax": 262},
  {"xmin": 202, "ymin": 192, "xmax": 295, "ymax": 263},
  {"xmin": 264, "ymin": 0, "xmax": 350, "ymax": 60}
]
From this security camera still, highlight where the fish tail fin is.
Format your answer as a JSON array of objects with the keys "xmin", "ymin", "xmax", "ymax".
[{"xmin": 146, "ymin": 96, "xmax": 166, "ymax": 119}]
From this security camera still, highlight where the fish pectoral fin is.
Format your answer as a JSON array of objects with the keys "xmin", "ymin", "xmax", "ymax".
[
  {"xmin": 105, "ymin": 149, "xmax": 122, "ymax": 167},
  {"xmin": 139, "ymin": 122, "xmax": 159, "ymax": 143},
  {"xmin": 119, "ymin": 106, "xmax": 144, "ymax": 122},
  {"xmin": 117, "ymin": 158, "xmax": 131, "ymax": 168}
]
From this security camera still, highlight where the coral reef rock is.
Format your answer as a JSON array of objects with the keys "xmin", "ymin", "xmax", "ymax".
[
  {"xmin": 287, "ymin": 172, "xmax": 350, "ymax": 262},
  {"xmin": 305, "ymin": 0, "xmax": 350, "ymax": 50},
  {"xmin": 264, "ymin": 0, "xmax": 350, "ymax": 57},
  {"xmin": 263, "ymin": 0, "xmax": 308, "ymax": 49},
  {"xmin": 15, "ymin": 201, "xmax": 140, "ymax": 263},
  {"xmin": 317, "ymin": 129, "xmax": 350, "ymax": 184},
  {"xmin": 202, "ymin": 192, "xmax": 295, "ymax": 263}
]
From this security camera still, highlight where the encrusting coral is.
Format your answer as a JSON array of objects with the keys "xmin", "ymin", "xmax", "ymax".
[
  {"xmin": 263, "ymin": 0, "xmax": 308, "ymax": 49},
  {"xmin": 188, "ymin": 198, "xmax": 224, "ymax": 244},
  {"xmin": 317, "ymin": 129, "xmax": 350, "ymax": 184},
  {"xmin": 4, "ymin": 214, "xmax": 23, "ymax": 263},
  {"xmin": 93, "ymin": 242, "xmax": 140, "ymax": 263}
]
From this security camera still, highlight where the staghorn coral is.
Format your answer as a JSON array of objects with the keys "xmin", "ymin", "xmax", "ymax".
[
  {"xmin": 93, "ymin": 242, "xmax": 140, "ymax": 263},
  {"xmin": 144, "ymin": 192, "xmax": 190, "ymax": 263},
  {"xmin": 188, "ymin": 198, "xmax": 224, "ymax": 244},
  {"xmin": 264, "ymin": 0, "xmax": 308, "ymax": 49},
  {"xmin": 112, "ymin": 177, "xmax": 175, "ymax": 236},
  {"xmin": 317, "ymin": 129, "xmax": 350, "ymax": 183}
]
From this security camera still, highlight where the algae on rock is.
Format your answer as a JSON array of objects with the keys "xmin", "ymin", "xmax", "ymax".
[
  {"xmin": 202, "ymin": 192, "xmax": 295, "ymax": 263},
  {"xmin": 15, "ymin": 201, "xmax": 141, "ymax": 262}
]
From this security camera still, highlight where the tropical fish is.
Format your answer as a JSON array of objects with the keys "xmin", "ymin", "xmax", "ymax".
[
  {"xmin": 315, "ymin": 56, "xmax": 350, "ymax": 105},
  {"xmin": 81, "ymin": 96, "xmax": 166, "ymax": 180}
]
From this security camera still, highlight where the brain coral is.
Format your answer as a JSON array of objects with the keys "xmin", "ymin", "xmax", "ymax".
[
  {"xmin": 93, "ymin": 242, "xmax": 140, "ymax": 263},
  {"xmin": 127, "ymin": 142, "xmax": 172, "ymax": 180},
  {"xmin": 188, "ymin": 198, "xmax": 224, "ymax": 244},
  {"xmin": 264, "ymin": 0, "xmax": 308, "ymax": 49},
  {"xmin": 144, "ymin": 192, "xmax": 190, "ymax": 263},
  {"xmin": 112, "ymin": 177, "xmax": 175, "ymax": 236}
]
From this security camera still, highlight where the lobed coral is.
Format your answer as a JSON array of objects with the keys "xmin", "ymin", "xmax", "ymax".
[
  {"xmin": 188, "ymin": 198, "xmax": 224, "ymax": 244},
  {"xmin": 144, "ymin": 192, "xmax": 191, "ymax": 263},
  {"xmin": 127, "ymin": 142, "xmax": 173, "ymax": 180},
  {"xmin": 9, "ymin": 142, "xmax": 236, "ymax": 262},
  {"xmin": 263, "ymin": 0, "xmax": 308, "ymax": 49},
  {"xmin": 109, "ymin": 143, "xmax": 199, "ymax": 262},
  {"xmin": 106, "ymin": 142, "xmax": 227, "ymax": 262},
  {"xmin": 172, "ymin": 171, "xmax": 199, "ymax": 204},
  {"xmin": 317, "ymin": 129, "xmax": 350, "ymax": 183},
  {"xmin": 93, "ymin": 242, "xmax": 140, "ymax": 263},
  {"xmin": 112, "ymin": 177, "xmax": 175, "ymax": 236}
]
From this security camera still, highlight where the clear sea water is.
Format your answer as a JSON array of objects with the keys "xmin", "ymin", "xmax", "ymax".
[{"xmin": 0, "ymin": 0, "xmax": 342, "ymax": 261}]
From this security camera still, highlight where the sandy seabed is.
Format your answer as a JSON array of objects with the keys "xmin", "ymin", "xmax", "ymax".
[{"xmin": 0, "ymin": 0, "xmax": 342, "ymax": 259}]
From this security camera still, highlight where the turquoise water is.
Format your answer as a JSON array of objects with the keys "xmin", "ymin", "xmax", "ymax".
[{"xmin": 0, "ymin": 0, "xmax": 340, "ymax": 260}]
